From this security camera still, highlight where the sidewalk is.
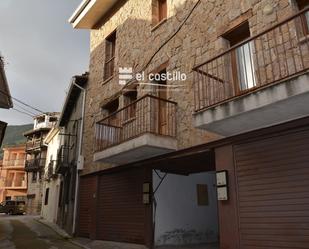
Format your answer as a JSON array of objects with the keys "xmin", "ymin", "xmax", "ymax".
[{"xmin": 35, "ymin": 217, "xmax": 147, "ymax": 249}]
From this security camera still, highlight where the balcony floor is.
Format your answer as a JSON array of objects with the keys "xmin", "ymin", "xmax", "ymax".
[
  {"xmin": 94, "ymin": 133, "xmax": 177, "ymax": 165},
  {"xmin": 195, "ymin": 73, "xmax": 309, "ymax": 136}
]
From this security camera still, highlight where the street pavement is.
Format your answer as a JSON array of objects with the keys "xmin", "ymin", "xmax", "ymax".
[{"xmin": 0, "ymin": 214, "xmax": 82, "ymax": 249}]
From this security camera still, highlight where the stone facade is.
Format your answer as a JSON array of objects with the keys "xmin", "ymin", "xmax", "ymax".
[{"xmin": 81, "ymin": 0, "xmax": 301, "ymax": 175}]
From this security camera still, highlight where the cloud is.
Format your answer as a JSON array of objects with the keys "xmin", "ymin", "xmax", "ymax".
[{"xmin": 0, "ymin": 0, "xmax": 89, "ymax": 125}]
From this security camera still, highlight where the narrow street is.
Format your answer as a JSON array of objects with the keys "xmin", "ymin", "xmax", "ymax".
[{"xmin": 0, "ymin": 214, "xmax": 82, "ymax": 249}]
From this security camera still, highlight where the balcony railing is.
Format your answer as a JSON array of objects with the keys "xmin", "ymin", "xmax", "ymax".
[
  {"xmin": 45, "ymin": 160, "xmax": 57, "ymax": 180},
  {"xmin": 95, "ymin": 94, "xmax": 177, "ymax": 152},
  {"xmin": 26, "ymin": 138, "xmax": 43, "ymax": 151},
  {"xmin": 2, "ymin": 159, "xmax": 26, "ymax": 168},
  {"xmin": 194, "ymin": 8, "xmax": 309, "ymax": 112},
  {"xmin": 55, "ymin": 145, "xmax": 70, "ymax": 174},
  {"xmin": 25, "ymin": 158, "xmax": 46, "ymax": 172}
]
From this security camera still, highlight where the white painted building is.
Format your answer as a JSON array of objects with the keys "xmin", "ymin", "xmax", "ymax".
[{"xmin": 41, "ymin": 127, "xmax": 61, "ymax": 223}]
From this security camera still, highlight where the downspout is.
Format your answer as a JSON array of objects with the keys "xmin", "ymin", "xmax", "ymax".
[{"xmin": 72, "ymin": 81, "xmax": 86, "ymax": 235}]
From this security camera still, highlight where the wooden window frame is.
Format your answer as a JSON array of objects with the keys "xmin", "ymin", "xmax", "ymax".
[
  {"xmin": 222, "ymin": 21, "xmax": 255, "ymax": 94},
  {"xmin": 152, "ymin": 0, "xmax": 167, "ymax": 26},
  {"xmin": 123, "ymin": 90, "xmax": 138, "ymax": 122},
  {"xmin": 104, "ymin": 31, "xmax": 116, "ymax": 81},
  {"xmin": 296, "ymin": 0, "xmax": 309, "ymax": 35}
]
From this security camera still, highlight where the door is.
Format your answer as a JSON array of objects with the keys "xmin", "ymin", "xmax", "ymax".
[
  {"xmin": 78, "ymin": 175, "xmax": 97, "ymax": 237},
  {"xmin": 234, "ymin": 129, "xmax": 309, "ymax": 248},
  {"xmin": 97, "ymin": 168, "xmax": 149, "ymax": 245}
]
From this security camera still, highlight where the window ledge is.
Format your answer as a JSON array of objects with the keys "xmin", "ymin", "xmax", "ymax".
[
  {"xmin": 151, "ymin": 18, "xmax": 167, "ymax": 32},
  {"xmin": 299, "ymin": 34, "xmax": 309, "ymax": 44},
  {"xmin": 102, "ymin": 75, "xmax": 114, "ymax": 86}
]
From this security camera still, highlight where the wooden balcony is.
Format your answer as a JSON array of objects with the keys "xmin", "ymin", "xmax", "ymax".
[
  {"xmin": 94, "ymin": 94, "xmax": 177, "ymax": 164},
  {"xmin": 2, "ymin": 159, "xmax": 25, "ymax": 169},
  {"xmin": 26, "ymin": 138, "xmax": 43, "ymax": 152},
  {"xmin": 25, "ymin": 158, "xmax": 46, "ymax": 172},
  {"xmin": 194, "ymin": 8, "xmax": 309, "ymax": 135}
]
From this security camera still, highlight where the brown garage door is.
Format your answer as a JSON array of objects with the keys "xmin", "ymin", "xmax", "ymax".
[
  {"xmin": 234, "ymin": 129, "xmax": 309, "ymax": 249},
  {"xmin": 78, "ymin": 175, "xmax": 97, "ymax": 237},
  {"xmin": 97, "ymin": 168, "xmax": 147, "ymax": 244}
]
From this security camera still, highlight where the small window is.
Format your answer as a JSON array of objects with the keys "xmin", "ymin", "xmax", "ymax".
[
  {"xmin": 197, "ymin": 184, "xmax": 209, "ymax": 206},
  {"xmin": 296, "ymin": 0, "xmax": 309, "ymax": 35},
  {"xmin": 152, "ymin": 0, "xmax": 167, "ymax": 25},
  {"xmin": 104, "ymin": 31, "xmax": 116, "ymax": 80},
  {"xmin": 222, "ymin": 21, "xmax": 256, "ymax": 92},
  {"xmin": 44, "ymin": 188, "xmax": 49, "ymax": 205},
  {"xmin": 102, "ymin": 98, "xmax": 119, "ymax": 116},
  {"xmin": 49, "ymin": 117, "xmax": 58, "ymax": 122},
  {"xmin": 124, "ymin": 90, "xmax": 138, "ymax": 121}
]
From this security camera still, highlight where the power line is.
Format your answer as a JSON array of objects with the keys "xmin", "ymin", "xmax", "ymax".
[
  {"xmin": 0, "ymin": 88, "xmax": 45, "ymax": 114},
  {"xmin": 14, "ymin": 102, "xmax": 39, "ymax": 116},
  {"xmin": 12, "ymin": 107, "xmax": 34, "ymax": 118}
]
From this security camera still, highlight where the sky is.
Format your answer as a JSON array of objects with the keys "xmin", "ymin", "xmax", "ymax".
[{"xmin": 0, "ymin": 0, "xmax": 89, "ymax": 125}]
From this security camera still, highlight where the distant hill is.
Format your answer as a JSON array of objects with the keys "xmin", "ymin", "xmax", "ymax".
[{"xmin": 0, "ymin": 124, "xmax": 33, "ymax": 159}]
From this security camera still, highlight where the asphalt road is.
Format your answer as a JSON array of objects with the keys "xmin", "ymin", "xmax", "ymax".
[{"xmin": 0, "ymin": 214, "xmax": 82, "ymax": 249}]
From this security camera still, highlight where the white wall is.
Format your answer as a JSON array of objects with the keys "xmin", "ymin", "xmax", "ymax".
[
  {"xmin": 153, "ymin": 171, "xmax": 219, "ymax": 246},
  {"xmin": 41, "ymin": 129, "xmax": 61, "ymax": 222},
  {"xmin": 41, "ymin": 179, "xmax": 60, "ymax": 223}
]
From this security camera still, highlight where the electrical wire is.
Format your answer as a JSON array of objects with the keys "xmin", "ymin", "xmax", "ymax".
[
  {"xmin": 14, "ymin": 102, "xmax": 39, "ymax": 116},
  {"xmin": 0, "ymin": 88, "xmax": 45, "ymax": 114},
  {"xmin": 12, "ymin": 107, "xmax": 34, "ymax": 118}
]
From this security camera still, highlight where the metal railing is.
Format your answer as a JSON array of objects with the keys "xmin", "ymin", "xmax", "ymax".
[
  {"xmin": 95, "ymin": 94, "xmax": 177, "ymax": 152},
  {"xmin": 194, "ymin": 8, "xmax": 309, "ymax": 111},
  {"xmin": 55, "ymin": 145, "xmax": 70, "ymax": 174},
  {"xmin": 25, "ymin": 158, "xmax": 46, "ymax": 172}
]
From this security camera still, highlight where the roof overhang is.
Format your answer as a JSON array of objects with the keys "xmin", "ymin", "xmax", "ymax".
[
  {"xmin": 69, "ymin": 0, "xmax": 118, "ymax": 29},
  {"xmin": 0, "ymin": 121, "xmax": 7, "ymax": 147},
  {"xmin": 59, "ymin": 74, "xmax": 88, "ymax": 127},
  {"xmin": 0, "ymin": 58, "xmax": 13, "ymax": 109},
  {"xmin": 44, "ymin": 127, "xmax": 60, "ymax": 145}
]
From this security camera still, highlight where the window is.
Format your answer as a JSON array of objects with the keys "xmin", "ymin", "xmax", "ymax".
[
  {"xmin": 223, "ymin": 21, "xmax": 256, "ymax": 92},
  {"xmin": 44, "ymin": 188, "xmax": 49, "ymax": 205},
  {"xmin": 153, "ymin": 69, "xmax": 168, "ymax": 134},
  {"xmin": 197, "ymin": 184, "xmax": 209, "ymax": 206},
  {"xmin": 152, "ymin": 0, "xmax": 167, "ymax": 25},
  {"xmin": 32, "ymin": 172, "xmax": 37, "ymax": 182},
  {"xmin": 124, "ymin": 89, "xmax": 137, "ymax": 121},
  {"xmin": 104, "ymin": 31, "xmax": 116, "ymax": 80},
  {"xmin": 296, "ymin": 0, "xmax": 309, "ymax": 35}
]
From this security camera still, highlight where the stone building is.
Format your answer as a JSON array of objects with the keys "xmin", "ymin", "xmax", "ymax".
[
  {"xmin": 24, "ymin": 113, "xmax": 59, "ymax": 215},
  {"xmin": 69, "ymin": 0, "xmax": 309, "ymax": 248},
  {"xmin": 0, "ymin": 145, "xmax": 27, "ymax": 203}
]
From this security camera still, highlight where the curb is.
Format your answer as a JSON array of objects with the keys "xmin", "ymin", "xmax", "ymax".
[{"xmin": 34, "ymin": 218, "xmax": 90, "ymax": 249}]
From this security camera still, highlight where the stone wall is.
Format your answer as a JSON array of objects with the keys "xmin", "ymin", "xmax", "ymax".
[{"xmin": 82, "ymin": 0, "xmax": 297, "ymax": 175}]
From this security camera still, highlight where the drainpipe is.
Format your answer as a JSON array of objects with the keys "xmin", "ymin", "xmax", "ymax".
[{"xmin": 72, "ymin": 80, "xmax": 86, "ymax": 235}]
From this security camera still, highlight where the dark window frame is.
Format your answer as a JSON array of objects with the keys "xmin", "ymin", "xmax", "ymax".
[
  {"xmin": 44, "ymin": 188, "xmax": 49, "ymax": 205},
  {"xmin": 104, "ymin": 31, "xmax": 116, "ymax": 81}
]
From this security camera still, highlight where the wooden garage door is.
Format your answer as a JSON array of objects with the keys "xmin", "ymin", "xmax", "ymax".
[
  {"xmin": 234, "ymin": 129, "xmax": 309, "ymax": 249},
  {"xmin": 97, "ymin": 168, "xmax": 146, "ymax": 244},
  {"xmin": 78, "ymin": 175, "xmax": 96, "ymax": 237}
]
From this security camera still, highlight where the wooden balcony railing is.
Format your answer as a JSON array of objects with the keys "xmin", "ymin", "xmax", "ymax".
[
  {"xmin": 95, "ymin": 94, "xmax": 177, "ymax": 152},
  {"xmin": 26, "ymin": 138, "xmax": 43, "ymax": 151},
  {"xmin": 193, "ymin": 8, "xmax": 309, "ymax": 112},
  {"xmin": 25, "ymin": 158, "xmax": 46, "ymax": 172}
]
